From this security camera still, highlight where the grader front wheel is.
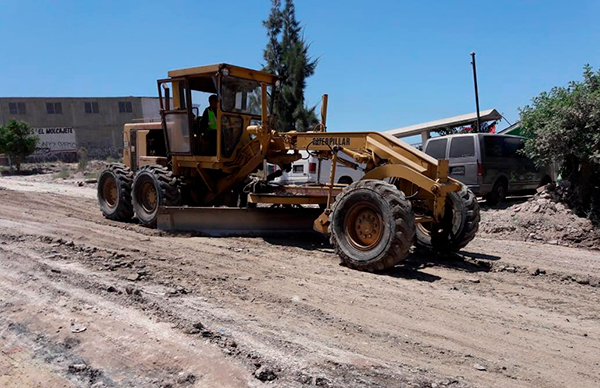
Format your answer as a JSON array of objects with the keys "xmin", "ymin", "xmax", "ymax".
[
  {"xmin": 330, "ymin": 180, "xmax": 415, "ymax": 272},
  {"xmin": 132, "ymin": 165, "xmax": 181, "ymax": 227},
  {"xmin": 415, "ymin": 185, "xmax": 480, "ymax": 252}
]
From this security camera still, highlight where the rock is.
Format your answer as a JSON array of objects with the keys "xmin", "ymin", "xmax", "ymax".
[
  {"xmin": 468, "ymin": 278, "xmax": 480, "ymax": 284},
  {"xmin": 77, "ymin": 181, "xmax": 84, "ymax": 187},
  {"xmin": 237, "ymin": 276, "xmax": 252, "ymax": 281},
  {"xmin": 536, "ymin": 186, "xmax": 546, "ymax": 193},
  {"xmin": 125, "ymin": 286, "xmax": 141, "ymax": 296},
  {"xmin": 474, "ymin": 364, "xmax": 487, "ymax": 371},
  {"xmin": 576, "ymin": 277, "xmax": 590, "ymax": 285},
  {"xmin": 184, "ymin": 322, "xmax": 205, "ymax": 335},
  {"xmin": 530, "ymin": 268, "xmax": 545, "ymax": 276},
  {"xmin": 532, "ymin": 205, "xmax": 541, "ymax": 213},
  {"xmin": 559, "ymin": 180, "xmax": 571, "ymax": 188},
  {"xmin": 548, "ymin": 240, "xmax": 559, "ymax": 245},
  {"xmin": 70, "ymin": 326, "xmax": 87, "ymax": 333},
  {"xmin": 291, "ymin": 296, "xmax": 300, "ymax": 303},
  {"xmin": 315, "ymin": 376, "xmax": 331, "ymax": 386},
  {"xmin": 176, "ymin": 373, "xmax": 197, "ymax": 385},
  {"xmin": 106, "ymin": 286, "xmax": 118, "ymax": 293},
  {"xmin": 254, "ymin": 365, "xmax": 277, "ymax": 381},
  {"xmin": 513, "ymin": 206, "xmax": 521, "ymax": 212},
  {"xmin": 505, "ymin": 267, "xmax": 517, "ymax": 273},
  {"xmin": 127, "ymin": 274, "xmax": 140, "ymax": 281},
  {"xmin": 68, "ymin": 363, "xmax": 87, "ymax": 373}
]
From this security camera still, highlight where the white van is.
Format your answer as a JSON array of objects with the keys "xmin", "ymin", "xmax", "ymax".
[{"xmin": 274, "ymin": 151, "xmax": 364, "ymax": 185}]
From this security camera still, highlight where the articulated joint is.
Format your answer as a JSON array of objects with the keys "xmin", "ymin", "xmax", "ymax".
[{"xmin": 430, "ymin": 184, "xmax": 442, "ymax": 195}]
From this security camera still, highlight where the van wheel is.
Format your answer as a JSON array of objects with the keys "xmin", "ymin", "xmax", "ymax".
[
  {"xmin": 338, "ymin": 176, "xmax": 353, "ymax": 185},
  {"xmin": 132, "ymin": 165, "xmax": 181, "ymax": 227},
  {"xmin": 415, "ymin": 185, "xmax": 480, "ymax": 252},
  {"xmin": 97, "ymin": 164, "xmax": 134, "ymax": 221},
  {"xmin": 330, "ymin": 180, "xmax": 415, "ymax": 272},
  {"xmin": 486, "ymin": 179, "xmax": 507, "ymax": 206}
]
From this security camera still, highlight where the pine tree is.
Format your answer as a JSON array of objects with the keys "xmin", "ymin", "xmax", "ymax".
[{"xmin": 262, "ymin": 0, "xmax": 319, "ymax": 132}]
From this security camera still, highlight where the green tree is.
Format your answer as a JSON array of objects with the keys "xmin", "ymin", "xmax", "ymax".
[
  {"xmin": 263, "ymin": 0, "xmax": 319, "ymax": 132},
  {"xmin": 0, "ymin": 119, "xmax": 38, "ymax": 172},
  {"xmin": 519, "ymin": 64, "xmax": 600, "ymax": 218}
]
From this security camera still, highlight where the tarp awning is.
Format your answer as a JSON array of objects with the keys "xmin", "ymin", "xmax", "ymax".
[{"xmin": 385, "ymin": 109, "xmax": 502, "ymax": 138}]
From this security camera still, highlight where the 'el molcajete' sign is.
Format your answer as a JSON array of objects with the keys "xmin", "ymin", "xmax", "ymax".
[{"xmin": 32, "ymin": 127, "xmax": 77, "ymax": 156}]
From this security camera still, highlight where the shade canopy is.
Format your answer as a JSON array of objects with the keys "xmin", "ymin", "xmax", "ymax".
[{"xmin": 385, "ymin": 109, "xmax": 502, "ymax": 138}]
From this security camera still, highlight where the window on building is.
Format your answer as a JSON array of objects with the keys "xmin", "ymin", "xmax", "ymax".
[
  {"xmin": 85, "ymin": 102, "xmax": 99, "ymax": 114},
  {"xmin": 118, "ymin": 101, "xmax": 133, "ymax": 113},
  {"xmin": 46, "ymin": 102, "xmax": 62, "ymax": 114},
  {"xmin": 8, "ymin": 102, "xmax": 26, "ymax": 114}
]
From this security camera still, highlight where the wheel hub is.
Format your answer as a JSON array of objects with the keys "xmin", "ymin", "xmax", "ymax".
[
  {"xmin": 345, "ymin": 203, "xmax": 384, "ymax": 250},
  {"xmin": 103, "ymin": 177, "xmax": 118, "ymax": 209},
  {"xmin": 141, "ymin": 181, "xmax": 158, "ymax": 213}
]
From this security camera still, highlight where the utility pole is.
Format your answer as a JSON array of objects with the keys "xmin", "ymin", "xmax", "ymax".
[{"xmin": 471, "ymin": 51, "xmax": 481, "ymax": 133}]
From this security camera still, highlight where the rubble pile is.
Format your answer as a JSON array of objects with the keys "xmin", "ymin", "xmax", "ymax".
[{"xmin": 479, "ymin": 182, "xmax": 600, "ymax": 250}]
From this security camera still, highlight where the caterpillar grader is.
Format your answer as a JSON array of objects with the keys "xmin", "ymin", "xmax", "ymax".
[{"xmin": 97, "ymin": 63, "xmax": 480, "ymax": 271}]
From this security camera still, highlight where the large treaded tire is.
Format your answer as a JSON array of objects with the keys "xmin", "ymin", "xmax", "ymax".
[
  {"xmin": 330, "ymin": 179, "xmax": 415, "ymax": 272},
  {"xmin": 132, "ymin": 165, "xmax": 181, "ymax": 227},
  {"xmin": 415, "ymin": 185, "xmax": 480, "ymax": 252},
  {"xmin": 97, "ymin": 163, "xmax": 134, "ymax": 221}
]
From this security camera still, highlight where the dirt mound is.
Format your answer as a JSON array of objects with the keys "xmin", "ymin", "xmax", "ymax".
[{"xmin": 479, "ymin": 183, "xmax": 600, "ymax": 250}]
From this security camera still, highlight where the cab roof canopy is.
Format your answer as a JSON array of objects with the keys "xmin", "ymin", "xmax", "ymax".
[{"xmin": 167, "ymin": 63, "xmax": 278, "ymax": 94}]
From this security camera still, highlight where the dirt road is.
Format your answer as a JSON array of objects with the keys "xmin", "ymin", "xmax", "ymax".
[{"xmin": 0, "ymin": 175, "xmax": 599, "ymax": 388}]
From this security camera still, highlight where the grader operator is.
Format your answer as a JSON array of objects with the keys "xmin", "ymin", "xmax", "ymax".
[{"xmin": 97, "ymin": 63, "xmax": 480, "ymax": 272}]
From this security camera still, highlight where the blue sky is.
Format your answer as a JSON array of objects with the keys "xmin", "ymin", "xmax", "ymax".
[{"xmin": 1, "ymin": 0, "xmax": 599, "ymax": 138}]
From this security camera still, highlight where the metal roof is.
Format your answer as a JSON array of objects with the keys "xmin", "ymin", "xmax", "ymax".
[
  {"xmin": 167, "ymin": 63, "xmax": 277, "ymax": 81},
  {"xmin": 498, "ymin": 121, "xmax": 521, "ymax": 134},
  {"xmin": 385, "ymin": 109, "xmax": 502, "ymax": 138}
]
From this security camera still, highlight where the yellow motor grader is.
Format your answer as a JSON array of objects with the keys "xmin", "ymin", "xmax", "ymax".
[{"xmin": 97, "ymin": 63, "xmax": 480, "ymax": 271}]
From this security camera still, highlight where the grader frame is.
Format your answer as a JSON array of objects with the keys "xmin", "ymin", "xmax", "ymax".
[{"xmin": 98, "ymin": 63, "xmax": 480, "ymax": 272}]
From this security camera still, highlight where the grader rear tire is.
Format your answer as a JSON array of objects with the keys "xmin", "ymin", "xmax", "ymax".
[
  {"xmin": 132, "ymin": 165, "xmax": 181, "ymax": 227},
  {"xmin": 97, "ymin": 164, "xmax": 134, "ymax": 221},
  {"xmin": 415, "ymin": 185, "xmax": 480, "ymax": 252},
  {"xmin": 330, "ymin": 180, "xmax": 415, "ymax": 272}
]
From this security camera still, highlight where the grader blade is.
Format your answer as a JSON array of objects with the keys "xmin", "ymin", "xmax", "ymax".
[{"xmin": 157, "ymin": 206, "xmax": 322, "ymax": 236}]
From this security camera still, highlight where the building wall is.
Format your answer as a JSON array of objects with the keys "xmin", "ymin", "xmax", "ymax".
[{"xmin": 0, "ymin": 97, "xmax": 160, "ymax": 159}]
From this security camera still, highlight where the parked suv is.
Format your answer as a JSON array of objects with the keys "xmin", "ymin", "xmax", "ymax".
[{"xmin": 423, "ymin": 134, "xmax": 552, "ymax": 205}]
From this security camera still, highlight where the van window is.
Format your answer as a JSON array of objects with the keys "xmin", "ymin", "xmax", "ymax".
[
  {"xmin": 503, "ymin": 137, "xmax": 524, "ymax": 157},
  {"xmin": 484, "ymin": 136, "xmax": 525, "ymax": 158},
  {"xmin": 449, "ymin": 137, "xmax": 475, "ymax": 158},
  {"xmin": 293, "ymin": 164, "xmax": 304, "ymax": 173},
  {"xmin": 484, "ymin": 136, "xmax": 505, "ymax": 157},
  {"xmin": 425, "ymin": 138, "xmax": 447, "ymax": 159}
]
